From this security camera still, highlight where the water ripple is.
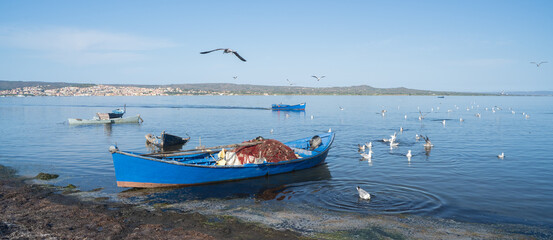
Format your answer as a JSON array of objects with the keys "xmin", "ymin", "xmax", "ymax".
[{"xmin": 278, "ymin": 179, "xmax": 443, "ymax": 215}]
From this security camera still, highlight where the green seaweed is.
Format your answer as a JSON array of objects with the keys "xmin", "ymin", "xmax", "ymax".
[{"xmin": 35, "ymin": 172, "xmax": 59, "ymax": 180}]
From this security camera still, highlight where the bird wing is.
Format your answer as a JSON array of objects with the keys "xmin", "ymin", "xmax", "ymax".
[
  {"xmin": 311, "ymin": 76, "xmax": 318, "ymax": 79},
  {"xmin": 200, "ymin": 48, "xmax": 225, "ymax": 54},
  {"xmin": 530, "ymin": 62, "xmax": 536, "ymax": 64},
  {"xmin": 232, "ymin": 52, "xmax": 247, "ymax": 62},
  {"xmin": 321, "ymin": 76, "xmax": 326, "ymax": 78}
]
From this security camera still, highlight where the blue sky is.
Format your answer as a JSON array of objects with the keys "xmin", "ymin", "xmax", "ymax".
[{"xmin": 0, "ymin": 1, "xmax": 551, "ymax": 92}]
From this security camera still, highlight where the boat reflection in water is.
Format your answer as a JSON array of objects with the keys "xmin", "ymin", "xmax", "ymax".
[{"xmin": 118, "ymin": 164, "xmax": 332, "ymax": 202}]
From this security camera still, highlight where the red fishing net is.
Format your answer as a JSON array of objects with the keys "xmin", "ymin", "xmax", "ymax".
[{"xmin": 232, "ymin": 139, "xmax": 297, "ymax": 164}]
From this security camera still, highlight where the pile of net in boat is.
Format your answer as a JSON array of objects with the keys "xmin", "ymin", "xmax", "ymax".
[{"xmin": 217, "ymin": 138, "xmax": 298, "ymax": 166}]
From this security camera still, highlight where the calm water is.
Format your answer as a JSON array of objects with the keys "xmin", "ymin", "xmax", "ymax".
[{"xmin": 1, "ymin": 95, "xmax": 553, "ymax": 229}]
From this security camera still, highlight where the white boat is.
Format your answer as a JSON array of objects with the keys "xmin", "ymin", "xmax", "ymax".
[{"xmin": 68, "ymin": 114, "xmax": 143, "ymax": 125}]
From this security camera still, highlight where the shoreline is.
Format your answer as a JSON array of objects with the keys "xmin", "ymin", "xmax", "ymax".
[
  {"xmin": 2, "ymin": 165, "xmax": 552, "ymax": 239},
  {"xmin": 0, "ymin": 166, "xmax": 304, "ymax": 240}
]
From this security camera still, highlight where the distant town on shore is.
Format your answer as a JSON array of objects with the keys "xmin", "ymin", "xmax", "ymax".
[{"xmin": 1, "ymin": 80, "xmax": 551, "ymax": 97}]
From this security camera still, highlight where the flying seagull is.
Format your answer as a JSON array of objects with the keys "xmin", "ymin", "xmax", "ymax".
[
  {"xmin": 530, "ymin": 61, "xmax": 547, "ymax": 67},
  {"xmin": 233, "ymin": 76, "xmax": 238, "ymax": 80},
  {"xmin": 286, "ymin": 79, "xmax": 294, "ymax": 86},
  {"xmin": 312, "ymin": 75, "xmax": 325, "ymax": 81},
  {"xmin": 200, "ymin": 48, "xmax": 246, "ymax": 62}
]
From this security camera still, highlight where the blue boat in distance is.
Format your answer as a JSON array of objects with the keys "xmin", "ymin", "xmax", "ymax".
[
  {"xmin": 110, "ymin": 132, "xmax": 335, "ymax": 188},
  {"xmin": 271, "ymin": 102, "xmax": 306, "ymax": 111},
  {"xmin": 108, "ymin": 104, "xmax": 126, "ymax": 118}
]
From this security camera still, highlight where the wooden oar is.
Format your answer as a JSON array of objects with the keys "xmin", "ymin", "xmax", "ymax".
[{"xmin": 141, "ymin": 141, "xmax": 263, "ymax": 157}]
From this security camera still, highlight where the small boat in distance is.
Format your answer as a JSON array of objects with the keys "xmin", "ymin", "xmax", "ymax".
[
  {"xmin": 110, "ymin": 132, "xmax": 334, "ymax": 188},
  {"xmin": 271, "ymin": 102, "xmax": 306, "ymax": 111},
  {"xmin": 68, "ymin": 105, "xmax": 142, "ymax": 125},
  {"xmin": 146, "ymin": 131, "xmax": 190, "ymax": 149},
  {"xmin": 437, "ymin": 96, "xmax": 445, "ymax": 98},
  {"xmin": 68, "ymin": 114, "xmax": 143, "ymax": 125},
  {"xmin": 108, "ymin": 105, "xmax": 126, "ymax": 118}
]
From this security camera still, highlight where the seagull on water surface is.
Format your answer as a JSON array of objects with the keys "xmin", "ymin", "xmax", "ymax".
[
  {"xmin": 390, "ymin": 141, "xmax": 399, "ymax": 149},
  {"xmin": 530, "ymin": 61, "xmax": 547, "ymax": 67},
  {"xmin": 312, "ymin": 75, "xmax": 325, "ymax": 81},
  {"xmin": 356, "ymin": 186, "xmax": 371, "ymax": 200},
  {"xmin": 423, "ymin": 135, "xmax": 433, "ymax": 148},
  {"xmin": 200, "ymin": 48, "xmax": 246, "ymax": 62},
  {"xmin": 365, "ymin": 142, "xmax": 372, "ymax": 149},
  {"xmin": 360, "ymin": 151, "xmax": 372, "ymax": 161},
  {"xmin": 406, "ymin": 150, "xmax": 412, "ymax": 161},
  {"xmin": 497, "ymin": 152, "xmax": 505, "ymax": 159},
  {"xmin": 358, "ymin": 144, "xmax": 366, "ymax": 152}
]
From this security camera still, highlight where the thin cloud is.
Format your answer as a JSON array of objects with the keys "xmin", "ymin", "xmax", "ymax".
[{"xmin": 0, "ymin": 27, "xmax": 176, "ymax": 64}]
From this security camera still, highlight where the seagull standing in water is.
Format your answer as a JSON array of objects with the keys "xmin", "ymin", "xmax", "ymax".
[
  {"xmin": 406, "ymin": 150, "xmax": 412, "ymax": 161},
  {"xmin": 200, "ymin": 48, "xmax": 247, "ymax": 62},
  {"xmin": 312, "ymin": 75, "xmax": 325, "ymax": 81},
  {"xmin": 356, "ymin": 186, "xmax": 371, "ymax": 200}
]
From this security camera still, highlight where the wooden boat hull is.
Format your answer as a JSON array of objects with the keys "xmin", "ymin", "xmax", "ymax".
[
  {"xmin": 112, "ymin": 132, "xmax": 334, "ymax": 188},
  {"xmin": 271, "ymin": 103, "xmax": 306, "ymax": 111},
  {"xmin": 68, "ymin": 115, "xmax": 141, "ymax": 125}
]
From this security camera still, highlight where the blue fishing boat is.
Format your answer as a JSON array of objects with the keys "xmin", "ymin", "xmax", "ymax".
[
  {"xmin": 110, "ymin": 132, "xmax": 334, "ymax": 188},
  {"xmin": 108, "ymin": 105, "xmax": 126, "ymax": 118},
  {"xmin": 271, "ymin": 102, "xmax": 306, "ymax": 111}
]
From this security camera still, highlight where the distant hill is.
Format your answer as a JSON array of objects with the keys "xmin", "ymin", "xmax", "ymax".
[
  {"xmin": 157, "ymin": 83, "xmax": 481, "ymax": 96},
  {"xmin": 503, "ymin": 91, "xmax": 553, "ymax": 96},
  {"xmin": 0, "ymin": 80, "xmax": 94, "ymax": 90},
  {"xmin": 0, "ymin": 80, "xmax": 496, "ymax": 96}
]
